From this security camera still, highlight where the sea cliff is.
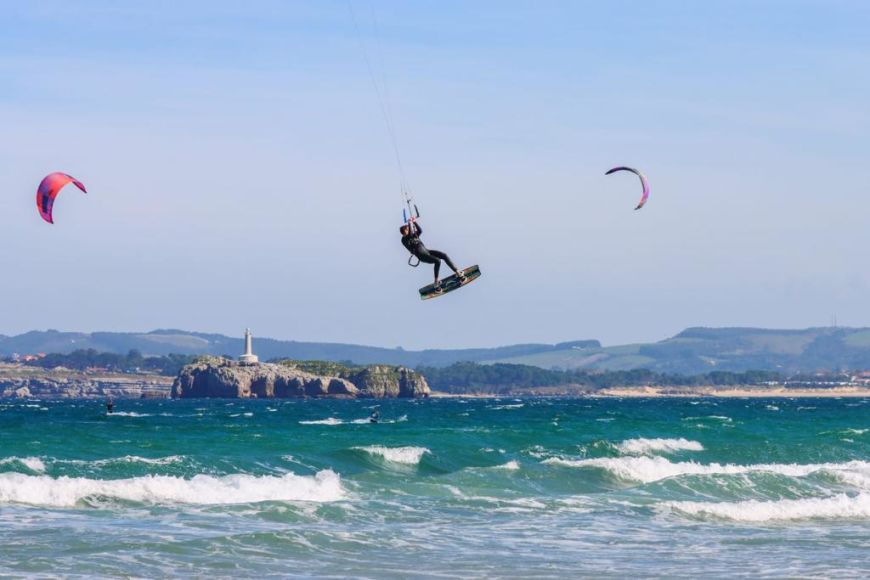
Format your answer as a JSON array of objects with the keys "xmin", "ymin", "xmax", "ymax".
[
  {"xmin": 0, "ymin": 364, "xmax": 172, "ymax": 399},
  {"xmin": 171, "ymin": 357, "xmax": 429, "ymax": 399}
]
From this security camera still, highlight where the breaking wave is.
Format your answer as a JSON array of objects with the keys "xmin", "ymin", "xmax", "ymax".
[
  {"xmin": 615, "ymin": 438, "xmax": 704, "ymax": 455},
  {"xmin": 0, "ymin": 457, "xmax": 46, "ymax": 473},
  {"xmin": 542, "ymin": 456, "xmax": 870, "ymax": 485},
  {"xmin": 0, "ymin": 470, "xmax": 344, "ymax": 507},
  {"xmin": 663, "ymin": 493, "xmax": 870, "ymax": 522},
  {"xmin": 353, "ymin": 446, "xmax": 429, "ymax": 465}
]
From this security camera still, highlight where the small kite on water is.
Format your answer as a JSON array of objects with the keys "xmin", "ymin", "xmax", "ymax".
[
  {"xmin": 605, "ymin": 166, "xmax": 649, "ymax": 210},
  {"xmin": 36, "ymin": 172, "xmax": 87, "ymax": 224}
]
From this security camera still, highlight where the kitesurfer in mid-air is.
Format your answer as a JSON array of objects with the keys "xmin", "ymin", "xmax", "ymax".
[{"xmin": 400, "ymin": 219, "xmax": 464, "ymax": 291}]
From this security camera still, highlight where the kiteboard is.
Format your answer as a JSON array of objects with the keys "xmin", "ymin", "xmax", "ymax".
[{"xmin": 419, "ymin": 265, "xmax": 481, "ymax": 300}]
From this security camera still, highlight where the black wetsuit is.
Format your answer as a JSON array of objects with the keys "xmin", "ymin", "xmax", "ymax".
[{"xmin": 401, "ymin": 222, "xmax": 459, "ymax": 282}]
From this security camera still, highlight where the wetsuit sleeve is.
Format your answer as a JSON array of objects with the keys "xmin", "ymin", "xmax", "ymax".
[{"xmin": 413, "ymin": 222, "xmax": 422, "ymax": 236}]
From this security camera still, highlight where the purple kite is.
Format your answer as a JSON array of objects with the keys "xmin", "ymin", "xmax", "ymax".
[
  {"xmin": 36, "ymin": 172, "xmax": 87, "ymax": 224},
  {"xmin": 605, "ymin": 166, "xmax": 649, "ymax": 210}
]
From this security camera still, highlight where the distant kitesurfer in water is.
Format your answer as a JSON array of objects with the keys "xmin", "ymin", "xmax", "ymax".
[
  {"xmin": 106, "ymin": 399, "xmax": 114, "ymax": 414},
  {"xmin": 400, "ymin": 219, "xmax": 464, "ymax": 291},
  {"xmin": 370, "ymin": 406, "xmax": 380, "ymax": 424}
]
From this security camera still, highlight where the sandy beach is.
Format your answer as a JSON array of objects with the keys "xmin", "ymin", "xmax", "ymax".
[{"xmin": 594, "ymin": 386, "xmax": 870, "ymax": 398}]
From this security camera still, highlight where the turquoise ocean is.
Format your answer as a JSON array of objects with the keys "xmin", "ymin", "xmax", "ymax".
[{"xmin": 2, "ymin": 397, "xmax": 870, "ymax": 577}]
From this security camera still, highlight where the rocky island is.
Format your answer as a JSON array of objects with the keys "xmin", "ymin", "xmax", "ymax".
[
  {"xmin": 171, "ymin": 329, "xmax": 429, "ymax": 399},
  {"xmin": 171, "ymin": 357, "xmax": 430, "ymax": 399}
]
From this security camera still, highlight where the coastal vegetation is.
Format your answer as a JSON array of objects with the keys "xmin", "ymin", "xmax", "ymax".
[
  {"xmin": 417, "ymin": 362, "xmax": 808, "ymax": 394},
  {"xmin": 21, "ymin": 349, "xmax": 196, "ymax": 376}
]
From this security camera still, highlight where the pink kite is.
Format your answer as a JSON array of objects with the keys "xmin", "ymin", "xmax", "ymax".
[
  {"xmin": 605, "ymin": 166, "xmax": 649, "ymax": 210},
  {"xmin": 36, "ymin": 172, "xmax": 87, "ymax": 224}
]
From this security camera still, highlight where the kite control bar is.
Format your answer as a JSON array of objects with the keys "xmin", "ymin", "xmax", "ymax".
[{"xmin": 402, "ymin": 203, "xmax": 420, "ymax": 225}]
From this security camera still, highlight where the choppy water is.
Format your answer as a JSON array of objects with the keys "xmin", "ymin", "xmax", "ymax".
[{"xmin": 2, "ymin": 397, "xmax": 870, "ymax": 577}]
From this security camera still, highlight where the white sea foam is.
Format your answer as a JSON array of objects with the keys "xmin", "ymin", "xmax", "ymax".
[
  {"xmin": 493, "ymin": 460, "xmax": 521, "ymax": 470},
  {"xmin": 350, "ymin": 416, "xmax": 405, "ymax": 424},
  {"xmin": 684, "ymin": 415, "xmax": 732, "ymax": 422},
  {"xmin": 109, "ymin": 412, "xmax": 152, "ymax": 418},
  {"xmin": 663, "ymin": 493, "xmax": 870, "ymax": 522},
  {"xmin": 615, "ymin": 438, "xmax": 704, "ymax": 455},
  {"xmin": 73, "ymin": 455, "xmax": 185, "ymax": 467},
  {"xmin": 354, "ymin": 446, "xmax": 429, "ymax": 465},
  {"xmin": 490, "ymin": 404, "xmax": 525, "ymax": 410},
  {"xmin": 524, "ymin": 445, "xmax": 549, "ymax": 459},
  {"xmin": 0, "ymin": 470, "xmax": 344, "ymax": 507},
  {"xmin": 0, "ymin": 457, "xmax": 46, "ymax": 473},
  {"xmin": 299, "ymin": 418, "xmax": 344, "ymax": 425},
  {"xmin": 543, "ymin": 456, "xmax": 870, "ymax": 485}
]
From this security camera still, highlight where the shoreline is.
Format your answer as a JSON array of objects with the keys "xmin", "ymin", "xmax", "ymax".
[
  {"xmin": 431, "ymin": 387, "xmax": 870, "ymax": 399},
  {"xmin": 594, "ymin": 386, "xmax": 870, "ymax": 398}
]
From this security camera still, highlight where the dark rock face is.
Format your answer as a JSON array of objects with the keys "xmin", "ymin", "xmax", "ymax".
[
  {"xmin": 172, "ymin": 357, "xmax": 429, "ymax": 399},
  {"xmin": 342, "ymin": 366, "xmax": 430, "ymax": 398},
  {"xmin": 398, "ymin": 368, "xmax": 430, "ymax": 398}
]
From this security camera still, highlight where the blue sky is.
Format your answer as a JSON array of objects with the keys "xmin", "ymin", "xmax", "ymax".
[{"xmin": 1, "ymin": 1, "xmax": 868, "ymax": 349}]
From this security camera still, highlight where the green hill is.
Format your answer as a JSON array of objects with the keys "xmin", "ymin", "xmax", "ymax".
[{"xmin": 491, "ymin": 327, "xmax": 870, "ymax": 374}]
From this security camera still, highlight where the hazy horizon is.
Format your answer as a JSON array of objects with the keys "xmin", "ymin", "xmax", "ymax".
[{"xmin": 2, "ymin": 1, "xmax": 869, "ymax": 350}]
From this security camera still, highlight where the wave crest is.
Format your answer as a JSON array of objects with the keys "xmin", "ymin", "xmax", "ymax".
[
  {"xmin": 353, "ymin": 446, "xmax": 429, "ymax": 465},
  {"xmin": 0, "ymin": 470, "xmax": 344, "ymax": 507},
  {"xmin": 493, "ymin": 460, "xmax": 521, "ymax": 470},
  {"xmin": 615, "ymin": 438, "xmax": 704, "ymax": 455},
  {"xmin": 663, "ymin": 493, "xmax": 870, "ymax": 522},
  {"xmin": 543, "ymin": 456, "xmax": 870, "ymax": 485},
  {"xmin": 0, "ymin": 457, "xmax": 46, "ymax": 473}
]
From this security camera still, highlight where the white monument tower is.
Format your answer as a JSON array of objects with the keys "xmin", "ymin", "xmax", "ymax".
[{"xmin": 239, "ymin": 328, "xmax": 259, "ymax": 364}]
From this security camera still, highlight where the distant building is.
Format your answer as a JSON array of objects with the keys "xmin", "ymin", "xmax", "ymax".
[{"xmin": 239, "ymin": 328, "xmax": 259, "ymax": 364}]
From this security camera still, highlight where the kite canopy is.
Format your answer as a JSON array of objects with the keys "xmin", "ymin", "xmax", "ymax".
[
  {"xmin": 36, "ymin": 172, "xmax": 87, "ymax": 224},
  {"xmin": 605, "ymin": 166, "xmax": 649, "ymax": 210}
]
